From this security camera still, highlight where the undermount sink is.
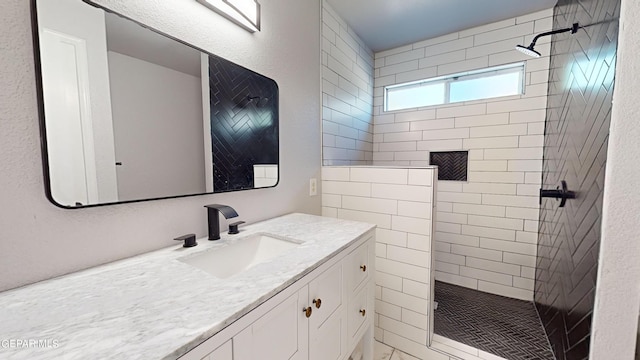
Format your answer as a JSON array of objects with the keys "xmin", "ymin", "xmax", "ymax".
[{"xmin": 179, "ymin": 233, "xmax": 301, "ymax": 279}]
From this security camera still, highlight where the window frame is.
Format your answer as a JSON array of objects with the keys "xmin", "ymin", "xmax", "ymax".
[{"xmin": 383, "ymin": 62, "xmax": 525, "ymax": 112}]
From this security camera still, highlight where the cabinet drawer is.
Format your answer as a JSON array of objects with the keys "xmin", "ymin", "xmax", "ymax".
[
  {"xmin": 348, "ymin": 285, "xmax": 369, "ymax": 340},
  {"xmin": 309, "ymin": 262, "xmax": 343, "ymax": 328},
  {"xmin": 345, "ymin": 241, "xmax": 370, "ymax": 296}
]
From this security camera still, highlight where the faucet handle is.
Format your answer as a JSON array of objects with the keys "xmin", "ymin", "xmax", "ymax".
[
  {"xmin": 174, "ymin": 234, "xmax": 197, "ymax": 248},
  {"xmin": 228, "ymin": 221, "xmax": 245, "ymax": 235}
]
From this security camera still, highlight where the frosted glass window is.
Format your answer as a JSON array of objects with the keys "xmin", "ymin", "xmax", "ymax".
[
  {"xmin": 384, "ymin": 62, "xmax": 525, "ymax": 112},
  {"xmin": 386, "ymin": 82, "xmax": 445, "ymax": 111}
]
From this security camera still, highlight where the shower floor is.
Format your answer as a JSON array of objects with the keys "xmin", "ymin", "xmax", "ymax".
[{"xmin": 434, "ymin": 281, "xmax": 554, "ymax": 360}]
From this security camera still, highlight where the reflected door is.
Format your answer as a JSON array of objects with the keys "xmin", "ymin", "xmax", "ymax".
[{"xmin": 40, "ymin": 29, "xmax": 98, "ymax": 206}]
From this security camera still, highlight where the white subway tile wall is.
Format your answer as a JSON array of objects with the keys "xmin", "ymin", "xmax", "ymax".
[
  {"xmin": 430, "ymin": 335, "xmax": 508, "ymax": 360},
  {"xmin": 322, "ymin": 166, "xmax": 437, "ymax": 358},
  {"xmin": 373, "ymin": 332, "xmax": 508, "ymax": 360},
  {"xmin": 252, "ymin": 164, "xmax": 278, "ymax": 188},
  {"xmin": 322, "ymin": 1, "xmax": 375, "ymax": 165},
  {"xmin": 371, "ymin": 9, "xmax": 554, "ymax": 301}
]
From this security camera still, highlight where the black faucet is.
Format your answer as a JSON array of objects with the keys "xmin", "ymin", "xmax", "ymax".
[{"xmin": 204, "ymin": 204, "xmax": 238, "ymax": 240}]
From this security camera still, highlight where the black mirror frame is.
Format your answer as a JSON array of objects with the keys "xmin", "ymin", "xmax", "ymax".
[{"xmin": 30, "ymin": 0, "xmax": 280, "ymax": 209}]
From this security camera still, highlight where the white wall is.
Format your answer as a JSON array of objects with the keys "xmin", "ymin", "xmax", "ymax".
[
  {"xmin": 0, "ymin": 0, "xmax": 321, "ymax": 292},
  {"xmin": 371, "ymin": 9, "xmax": 554, "ymax": 300},
  {"xmin": 589, "ymin": 0, "xmax": 640, "ymax": 358},
  {"xmin": 201, "ymin": 53, "xmax": 215, "ymax": 193},
  {"xmin": 322, "ymin": 166, "xmax": 449, "ymax": 359},
  {"xmin": 108, "ymin": 51, "xmax": 206, "ymax": 200},
  {"xmin": 321, "ymin": 1, "xmax": 374, "ymax": 166}
]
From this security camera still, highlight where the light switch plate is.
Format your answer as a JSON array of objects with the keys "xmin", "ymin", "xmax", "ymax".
[{"xmin": 309, "ymin": 178, "xmax": 317, "ymax": 196}]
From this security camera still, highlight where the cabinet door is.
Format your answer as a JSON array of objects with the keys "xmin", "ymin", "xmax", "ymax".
[
  {"xmin": 204, "ymin": 340, "xmax": 232, "ymax": 360},
  {"xmin": 309, "ymin": 306, "xmax": 346, "ymax": 360},
  {"xmin": 309, "ymin": 261, "xmax": 343, "ymax": 328},
  {"xmin": 234, "ymin": 286, "xmax": 309, "ymax": 360},
  {"xmin": 308, "ymin": 262, "xmax": 347, "ymax": 360}
]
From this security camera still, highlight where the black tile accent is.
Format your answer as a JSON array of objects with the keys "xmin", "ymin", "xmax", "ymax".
[
  {"xmin": 434, "ymin": 281, "xmax": 554, "ymax": 360},
  {"xmin": 208, "ymin": 55, "xmax": 279, "ymax": 192},
  {"xmin": 430, "ymin": 151, "xmax": 468, "ymax": 181},
  {"xmin": 535, "ymin": 1, "xmax": 620, "ymax": 359}
]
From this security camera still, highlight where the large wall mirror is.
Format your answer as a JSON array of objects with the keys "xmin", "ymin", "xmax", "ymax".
[{"xmin": 32, "ymin": 0, "xmax": 279, "ymax": 208}]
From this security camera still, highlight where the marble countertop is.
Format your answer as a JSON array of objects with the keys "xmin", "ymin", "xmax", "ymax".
[{"xmin": 0, "ymin": 213, "xmax": 375, "ymax": 360}]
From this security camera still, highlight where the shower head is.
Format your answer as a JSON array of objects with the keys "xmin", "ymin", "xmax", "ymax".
[
  {"xmin": 515, "ymin": 44, "xmax": 541, "ymax": 58},
  {"xmin": 246, "ymin": 95, "xmax": 269, "ymax": 107},
  {"xmin": 515, "ymin": 22, "xmax": 580, "ymax": 58}
]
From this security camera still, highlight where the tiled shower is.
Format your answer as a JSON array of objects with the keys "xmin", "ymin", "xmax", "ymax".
[
  {"xmin": 369, "ymin": 9, "xmax": 553, "ymax": 303},
  {"xmin": 535, "ymin": 0, "xmax": 619, "ymax": 358},
  {"xmin": 321, "ymin": 0, "xmax": 621, "ymax": 358}
]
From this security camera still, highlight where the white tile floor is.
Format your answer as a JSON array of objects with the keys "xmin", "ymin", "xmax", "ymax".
[{"xmin": 374, "ymin": 341, "xmax": 420, "ymax": 360}]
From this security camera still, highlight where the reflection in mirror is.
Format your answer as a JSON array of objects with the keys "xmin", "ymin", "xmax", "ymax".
[
  {"xmin": 34, "ymin": 0, "xmax": 278, "ymax": 208},
  {"xmin": 206, "ymin": 56, "xmax": 279, "ymax": 192}
]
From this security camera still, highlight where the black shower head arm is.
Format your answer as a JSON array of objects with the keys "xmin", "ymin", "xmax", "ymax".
[{"xmin": 528, "ymin": 22, "xmax": 580, "ymax": 48}]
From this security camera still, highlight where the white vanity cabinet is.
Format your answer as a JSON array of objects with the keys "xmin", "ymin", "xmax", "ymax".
[{"xmin": 180, "ymin": 232, "xmax": 374, "ymax": 360}]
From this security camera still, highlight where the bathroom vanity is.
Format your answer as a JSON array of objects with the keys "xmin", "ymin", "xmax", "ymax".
[{"xmin": 0, "ymin": 214, "xmax": 375, "ymax": 360}]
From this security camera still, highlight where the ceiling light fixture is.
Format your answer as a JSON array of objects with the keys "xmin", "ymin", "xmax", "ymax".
[
  {"xmin": 197, "ymin": 0, "xmax": 261, "ymax": 33},
  {"xmin": 516, "ymin": 22, "xmax": 580, "ymax": 58}
]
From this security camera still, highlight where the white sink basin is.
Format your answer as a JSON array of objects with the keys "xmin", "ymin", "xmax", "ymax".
[{"xmin": 179, "ymin": 233, "xmax": 301, "ymax": 279}]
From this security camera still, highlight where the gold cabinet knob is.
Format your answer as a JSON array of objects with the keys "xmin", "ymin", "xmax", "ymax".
[
  {"xmin": 313, "ymin": 298, "xmax": 322, "ymax": 309},
  {"xmin": 359, "ymin": 309, "xmax": 366, "ymax": 317},
  {"xmin": 360, "ymin": 265, "xmax": 367, "ymax": 272},
  {"xmin": 303, "ymin": 307, "xmax": 312, "ymax": 318}
]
